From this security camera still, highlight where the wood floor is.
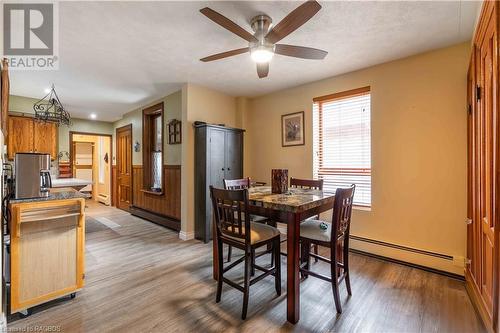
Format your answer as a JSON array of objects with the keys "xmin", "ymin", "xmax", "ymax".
[{"xmin": 8, "ymin": 201, "xmax": 484, "ymax": 332}]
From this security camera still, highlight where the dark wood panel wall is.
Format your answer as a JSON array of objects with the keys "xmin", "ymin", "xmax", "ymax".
[
  {"xmin": 132, "ymin": 165, "xmax": 181, "ymax": 220},
  {"xmin": 112, "ymin": 164, "xmax": 181, "ymax": 229}
]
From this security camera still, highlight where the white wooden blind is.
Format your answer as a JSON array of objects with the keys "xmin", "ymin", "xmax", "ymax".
[{"xmin": 313, "ymin": 90, "xmax": 371, "ymax": 206}]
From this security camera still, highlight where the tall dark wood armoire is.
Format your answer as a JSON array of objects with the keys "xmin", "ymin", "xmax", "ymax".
[{"xmin": 194, "ymin": 123, "xmax": 244, "ymax": 242}]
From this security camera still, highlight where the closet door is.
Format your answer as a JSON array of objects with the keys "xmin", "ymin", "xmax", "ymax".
[{"xmin": 478, "ymin": 13, "xmax": 497, "ymax": 314}]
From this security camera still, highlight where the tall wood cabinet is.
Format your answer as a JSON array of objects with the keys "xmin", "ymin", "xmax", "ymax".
[
  {"xmin": 466, "ymin": 2, "xmax": 500, "ymax": 332},
  {"xmin": 7, "ymin": 116, "xmax": 57, "ymax": 160},
  {"xmin": 1, "ymin": 59, "xmax": 9, "ymax": 135},
  {"xmin": 194, "ymin": 124, "xmax": 244, "ymax": 242}
]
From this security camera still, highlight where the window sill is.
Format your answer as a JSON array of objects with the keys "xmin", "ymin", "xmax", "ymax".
[{"xmin": 141, "ymin": 189, "xmax": 164, "ymax": 196}]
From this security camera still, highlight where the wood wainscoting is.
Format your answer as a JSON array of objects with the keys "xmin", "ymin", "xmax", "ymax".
[
  {"xmin": 112, "ymin": 165, "xmax": 117, "ymax": 207},
  {"xmin": 129, "ymin": 165, "xmax": 181, "ymax": 230}
]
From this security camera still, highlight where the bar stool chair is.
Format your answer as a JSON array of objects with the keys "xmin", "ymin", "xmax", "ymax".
[
  {"xmin": 210, "ymin": 186, "xmax": 281, "ymax": 320},
  {"xmin": 299, "ymin": 184, "xmax": 355, "ymax": 314},
  {"xmin": 224, "ymin": 178, "xmax": 271, "ymax": 266}
]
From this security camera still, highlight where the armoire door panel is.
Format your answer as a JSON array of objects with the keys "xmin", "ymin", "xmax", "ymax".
[
  {"xmin": 224, "ymin": 131, "xmax": 242, "ymax": 180},
  {"xmin": 209, "ymin": 129, "xmax": 226, "ymax": 189}
]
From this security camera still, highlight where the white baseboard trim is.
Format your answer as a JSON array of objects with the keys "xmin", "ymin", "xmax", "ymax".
[{"xmin": 179, "ymin": 231, "xmax": 195, "ymax": 241}]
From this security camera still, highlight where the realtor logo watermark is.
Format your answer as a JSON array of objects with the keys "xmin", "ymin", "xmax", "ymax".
[{"xmin": 1, "ymin": 2, "xmax": 59, "ymax": 70}]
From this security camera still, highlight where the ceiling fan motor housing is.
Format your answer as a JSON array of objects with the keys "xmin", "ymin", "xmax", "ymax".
[{"xmin": 250, "ymin": 15, "xmax": 274, "ymax": 51}]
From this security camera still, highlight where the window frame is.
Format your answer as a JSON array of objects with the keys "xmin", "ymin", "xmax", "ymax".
[
  {"xmin": 142, "ymin": 102, "xmax": 164, "ymax": 195},
  {"xmin": 313, "ymin": 86, "xmax": 372, "ymax": 208}
]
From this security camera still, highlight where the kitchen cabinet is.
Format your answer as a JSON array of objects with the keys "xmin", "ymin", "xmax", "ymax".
[
  {"xmin": 466, "ymin": 2, "xmax": 499, "ymax": 332},
  {"xmin": 1, "ymin": 59, "xmax": 9, "ymax": 135},
  {"xmin": 8, "ymin": 116, "xmax": 34, "ymax": 160},
  {"xmin": 194, "ymin": 124, "xmax": 244, "ymax": 242},
  {"xmin": 7, "ymin": 116, "xmax": 57, "ymax": 160},
  {"xmin": 34, "ymin": 121, "xmax": 58, "ymax": 159}
]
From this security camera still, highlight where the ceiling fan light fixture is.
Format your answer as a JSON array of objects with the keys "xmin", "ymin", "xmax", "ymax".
[{"xmin": 250, "ymin": 45, "xmax": 274, "ymax": 63}]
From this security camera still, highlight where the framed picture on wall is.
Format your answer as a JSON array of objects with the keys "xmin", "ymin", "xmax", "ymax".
[{"xmin": 281, "ymin": 111, "xmax": 305, "ymax": 147}]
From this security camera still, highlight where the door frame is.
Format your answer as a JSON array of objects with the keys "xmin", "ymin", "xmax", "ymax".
[
  {"xmin": 69, "ymin": 131, "xmax": 113, "ymax": 204},
  {"xmin": 115, "ymin": 124, "xmax": 133, "ymax": 210}
]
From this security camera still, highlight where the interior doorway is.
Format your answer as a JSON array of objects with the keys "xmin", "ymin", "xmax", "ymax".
[
  {"xmin": 69, "ymin": 132, "xmax": 112, "ymax": 205},
  {"xmin": 115, "ymin": 124, "xmax": 133, "ymax": 211}
]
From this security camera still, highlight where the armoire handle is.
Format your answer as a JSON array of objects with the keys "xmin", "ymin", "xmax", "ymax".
[
  {"xmin": 221, "ymin": 168, "xmax": 225, "ymax": 171},
  {"xmin": 227, "ymin": 168, "xmax": 231, "ymax": 171}
]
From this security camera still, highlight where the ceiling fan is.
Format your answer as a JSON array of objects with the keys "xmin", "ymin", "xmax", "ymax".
[{"xmin": 199, "ymin": 0, "xmax": 328, "ymax": 78}]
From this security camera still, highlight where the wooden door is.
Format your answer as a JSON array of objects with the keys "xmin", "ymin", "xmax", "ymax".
[
  {"xmin": 7, "ymin": 116, "xmax": 34, "ymax": 160},
  {"xmin": 34, "ymin": 121, "xmax": 57, "ymax": 159},
  {"xmin": 116, "ymin": 125, "xmax": 132, "ymax": 211},
  {"xmin": 467, "ymin": 52, "xmax": 481, "ymax": 286},
  {"xmin": 478, "ymin": 15, "xmax": 497, "ymax": 315}
]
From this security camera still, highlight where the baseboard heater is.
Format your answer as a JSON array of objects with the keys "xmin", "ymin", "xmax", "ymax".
[
  {"xmin": 349, "ymin": 235, "xmax": 462, "ymax": 280},
  {"xmin": 349, "ymin": 235, "xmax": 453, "ymax": 261},
  {"xmin": 97, "ymin": 193, "xmax": 110, "ymax": 206}
]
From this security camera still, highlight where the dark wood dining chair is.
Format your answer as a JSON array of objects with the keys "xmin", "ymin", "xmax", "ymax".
[
  {"xmin": 210, "ymin": 186, "xmax": 281, "ymax": 320},
  {"xmin": 290, "ymin": 177, "xmax": 324, "ymax": 191},
  {"xmin": 299, "ymin": 184, "xmax": 355, "ymax": 314},
  {"xmin": 224, "ymin": 178, "xmax": 273, "ymax": 271},
  {"xmin": 290, "ymin": 177, "xmax": 324, "ymax": 261}
]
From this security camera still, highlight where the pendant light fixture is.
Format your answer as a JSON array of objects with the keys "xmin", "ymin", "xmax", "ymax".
[{"xmin": 33, "ymin": 84, "xmax": 71, "ymax": 126}]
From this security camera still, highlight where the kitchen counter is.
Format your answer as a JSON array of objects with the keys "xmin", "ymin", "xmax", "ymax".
[
  {"xmin": 9, "ymin": 187, "xmax": 90, "ymax": 204},
  {"xmin": 51, "ymin": 178, "xmax": 92, "ymax": 191}
]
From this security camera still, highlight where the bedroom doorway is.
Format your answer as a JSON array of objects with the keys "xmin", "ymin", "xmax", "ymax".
[{"xmin": 69, "ymin": 132, "xmax": 113, "ymax": 205}]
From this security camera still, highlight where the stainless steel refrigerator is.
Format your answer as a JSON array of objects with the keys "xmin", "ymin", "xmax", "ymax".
[{"xmin": 14, "ymin": 153, "xmax": 51, "ymax": 199}]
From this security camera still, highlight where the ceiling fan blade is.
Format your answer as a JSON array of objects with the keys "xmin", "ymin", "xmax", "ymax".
[
  {"xmin": 275, "ymin": 44, "xmax": 327, "ymax": 60},
  {"xmin": 200, "ymin": 7, "xmax": 258, "ymax": 43},
  {"xmin": 200, "ymin": 47, "xmax": 250, "ymax": 62},
  {"xmin": 265, "ymin": 1, "xmax": 321, "ymax": 44},
  {"xmin": 257, "ymin": 62, "xmax": 269, "ymax": 78}
]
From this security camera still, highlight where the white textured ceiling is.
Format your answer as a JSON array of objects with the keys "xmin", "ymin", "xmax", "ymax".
[{"xmin": 9, "ymin": 1, "xmax": 480, "ymax": 121}]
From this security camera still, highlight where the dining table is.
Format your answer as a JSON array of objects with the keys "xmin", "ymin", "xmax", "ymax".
[{"xmin": 212, "ymin": 185, "xmax": 335, "ymax": 324}]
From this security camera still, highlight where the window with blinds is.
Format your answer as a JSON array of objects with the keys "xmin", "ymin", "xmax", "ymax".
[{"xmin": 313, "ymin": 86, "xmax": 371, "ymax": 206}]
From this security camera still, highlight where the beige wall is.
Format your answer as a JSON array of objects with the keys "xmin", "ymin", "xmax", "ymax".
[
  {"xmin": 180, "ymin": 83, "xmax": 237, "ymax": 237},
  {"xmin": 245, "ymin": 42, "xmax": 470, "ymax": 274},
  {"xmin": 112, "ymin": 90, "xmax": 182, "ymax": 166}
]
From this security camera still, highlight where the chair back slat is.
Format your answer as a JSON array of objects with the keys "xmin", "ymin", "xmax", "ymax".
[
  {"xmin": 290, "ymin": 178, "xmax": 324, "ymax": 190},
  {"xmin": 224, "ymin": 177, "xmax": 251, "ymax": 190},
  {"xmin": 210, "ymin": 186, "xmax": 251, "ymax": 244},
  {"xmin": 331, "ymin": 185, "xmax": 356, "ymax": 242}
]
